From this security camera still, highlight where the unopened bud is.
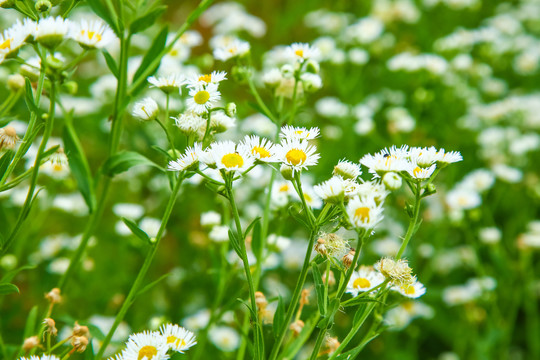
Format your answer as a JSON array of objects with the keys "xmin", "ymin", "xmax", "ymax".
[
  {"xmin": 342, "ymin": 249, "xmax": 355, "ymax": 269},
  {"xmin": 383, "ymin": 172, "xmax": 402, "ymax": 190},
  {"xmin": 1, "ymin": 0, "xmax": 15, "ymax": 8},
  {"xmin": 62, "ymin": 81, "xmax": 78, "ymax": 95},
  {"xmin": 280, "ymin": 64, "xmax": 294, "ymax": 78},
  {"xmin": 35, "ymin": 0, "xmax": 52, "ymax": 12},
  {"xmin": 424, "ymin": 183, "xmax": 436, "ymax": 196},
  {"xmin": 225, "ymin": 102, "xmax": 236, "ymax": 117},
  {"xmin": 7, "ymin": 74, "xmax": 25, "ymax": 92},
  {"xmin": 304, "ymin": 60, "xmax": 320, "ymax": 74},
  {"xmin": 300, "ymin": 289, "xmax": 310, "ymax": 307},
  {"xmin": 280, "ymin": 164, "xmax": 294, "ymax": 181},
  {"xmin": 324, "ymin": 336, "xmax": 340, "ymax": 355},
  {"xmin": 45, "ymin": 288, "xmax": 62, "ymax": 304},
  {"xmin": 289, "ymin": 320, "xmax": 304, "ymax": 336},
  {"xmin": 22, "ymin": 336, "xmax": 40, "ymax": 352},
  {"xmin": 46, "ymin": 56, "xmax": 64, "ymax": 70}
]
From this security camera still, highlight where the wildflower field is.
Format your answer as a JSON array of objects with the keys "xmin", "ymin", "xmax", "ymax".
[{"xmin": 0, "ymin": 0, "xmax": 539, "ymax": 359}]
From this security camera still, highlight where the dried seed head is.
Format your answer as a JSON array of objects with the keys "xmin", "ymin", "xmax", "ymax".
[
  {"xmin": 71, "ymin": 335, "xmax": 89, "ymax": 353},
  {"xmin": 289, "ymin": 319, "xmax": 304, "ymax": 336},
  {"xmin": 0, "ymin": 126, "xmax": 19, "ymax": 150},
  {"xmin": 342, "ymin": 248, "xmax": 356, "ymax": 269},
  {"xmin": 255, "ymin": 291, "xmax": 268, "ymax": 310},
  {"xmin": 324, "ymin": 335, "xmax": 340, "ymax": 354},
  {"xmin": 43, "ymin": 318, "xmax": 58, "ymax": 337},
  {"xmin": 314, "ymin": 238, "xmax": 328, "ymax": 256},
  {"xmin": 45, "ymin": 288, "xmax": 62, "ymax": 304},
  {"xmin": 72, "ymin": 322, "xmax": 90, "ymax": 337},
  {"xmin": 321, "ymin": 233, "xmax": 349, "ymax": 257},
  {"xmin": 376, "ymin": 257, "xmax": 416, "ymax": 287},
  {"xmin": 22, "ymin": 336, "xmax": 40, "ymax": 352}
]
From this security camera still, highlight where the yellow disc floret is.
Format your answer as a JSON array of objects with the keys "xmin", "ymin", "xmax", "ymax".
[
  {"xmin": 194, "ymin": 90, "xmax": 210, "ymax": 105},
  {"xmin": 138, "ymin": 345, "xmax": 157, "ymax": 360},
  {"xmin": 353, "ymin": 277, "xmax": 371, "ymax": 289},
  {"xmin": 354, "ymin": 207, "xmax": 370, "ymax": 222},
  {"xmin": 252, "ymin": 146, "xmax": 271, "ymax": 158},
  {"xmin": 221, "ymin": 153, "xmax": 244, "ymax": 168},
  {"xmin": 286, "ymin": 149, "xmax": 307, "ymax": 166}
]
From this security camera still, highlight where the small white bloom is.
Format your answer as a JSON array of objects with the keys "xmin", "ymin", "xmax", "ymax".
[
  {"xmin": 346, "ymin": 266, "xmax": 386, "ymax": 297},
  {"xmin": 213, "ymin": 38, "xmax": 250, "ymax": 61},
  {"xmin": 132, "ymin": 98, "xmax": 159, "ymax": 121},
  {"xmin": 168, "ymin": 143, "xmax": 202, "ymax": 172},
  {"xmin": 392, "ymin": 280, "xmax": 426, "ymax": 299},
  {"xmin": 346, "ymin": 196, "xmax": 384, "ymax": 230},
  {"xmin": 186, "ymin": 83, "xmax": 221, "ymax": 114},
  {"xmin": 148, "ymin": 74, "xmax": 185, "ymax": 94},
  {"xmin": 69, "ymin": 19, "xmax": 116, "ymax": 49},
  {"xmin": 287, "ymin": 42, "xmax": 320, "ymax": 62},
  {"xmin": 186, "ymin": 71, "xmax": 227, "ymax": 88},
  {"xmin": 206, "ymin": 140, "xmax": 255, "ymax": 174},
  {"xmin": 121, "ymin": 331, "xmax": 169, "ymax": 360},
  {"xmin": 280, "ymin": 125, "xmax": 320, "ymax": 140},
  {"xmin": 159, "ymin": 323, "xmax": 197, "ymax": 353},
  {"xmin": 277, "ymin": 138, "xmax": 320, "ymax": 173},
  {"xmin": 333, "ymin": 159, "xmax": 362, "ymax": 180},
  {"xmin": 238, "ymin": 135, "xmax": 278, "ymax": 162},
  {"xmin": 314, "ymin": 176, "xmax": 346, "ymax": 204},
  {"xmin": 36, "ymin": 16, "xmax": 70, "ymax": 48},
  {"xmin": 208, "ymin": 326, "xmax": 240, "ymax": 352}
]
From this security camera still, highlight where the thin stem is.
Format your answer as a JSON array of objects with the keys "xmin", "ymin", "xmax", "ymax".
[
  {"xmin": 155, "ymin": 117, "xmax": 176, "ymax": 157},
  {"xmin": 164, "ymin": 93, "xmax": 177, "ymax": 156},
  {"xmin": 246, "ymin": 74, "xmax": 277, "ymax": 123},
  {"xmin": 95, "ymin": 175, "xmax": 184, "ymax": 360},
  {"xmin": 0, "ymin": 92, "xmax": 21, "ymax": 117},
  {"xmin": 395, "ymin": 182, "xmax": 422, "ymax": 259}
]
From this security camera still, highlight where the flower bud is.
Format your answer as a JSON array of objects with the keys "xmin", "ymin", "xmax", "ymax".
[
  {"xmin": 304, "ymin": 60, "xmax": 320, "ymax": 74},
  {"xmin": 255, "ymin": 291, "xmax": 268, "ymax": 310},
  {"xmin": 280, "ymin": 64, "xmax": 295, "ymax": 78},
  {"xmin": 46, "ymin": 56, "xmax": 64, "ymax": 71},
  {"xmin": 35, "ymin": 0, "xmax": 52, "ymax": 12},
  {"xmin": 1, "ymin": 0, "xmax": 15, "ymax": 9},
  {"xmin": 383, "ymin": 172, "xmax": 402, "ymax": 190},
  {"xmin": 225, "ymin": 102, "xmax": 237, "ymax": 117},
  {"xmin": 280, "ymin": 164, "xmax": 294, "ymax": 181},
  {"xmin": 62, "ymin": 81, "xmax": 78, "ymax": 95},
  {"xmin": 7, "ymin": 74, "xmax": 25, "ymax": 92},
  {"xmin": 424, "ymin": 183, "xmax": 437, "ymax": 196}
]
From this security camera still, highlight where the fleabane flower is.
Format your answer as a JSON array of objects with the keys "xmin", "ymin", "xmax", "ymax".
[
  {"xmin": 434, "ymin": 148, "xmax": 463, "ymax": 166},
  {"xmin": 346, "ymin": 196, "xmax": 383, "ymax": 230},
  {"xmin": 168, "ymin": 143, "xmax": 202, "ymax": 172},
  {"xmin": 280, "ymin": 125, "xmax": 320, "ymax": 140},
  {"xmin": 36, "ymin": 16, "xmax": 70, "ymax": 48},
  {"xmin": 407, "ymin": 163, "xmax": 436, "ymax": 180},
  {"xmin": 392, "ymin": 280, "xmax": 426, "ymax": 299},
  {"xmin": 239, "ymin": 135, "xmax": 278, "ymax": 162},
  {"xmin": 132, "ymin": 98, "xmax": 158, "ymax": 121},
  {"xmin": 333, "ymin": 159, "xmax": 362, "ymax": 180},
  {"xmin": 121, "ymin": 331, "xmax": 169, "ymax": 360},
  {"xmin": 159, "ymin": 323, "xmax": 197, "ymax": 353},
  {"xmin": 173, "ymin": 112, "xmax": 206, "ymax": 136},
  {"xmin": 277, "ymin": 138, "xmax": 320, "ymax": 173},
  {"xmin": 213, "ymin": 38, "xmax": 250, "ymax": 61},
  {"xmin": 0, "ymin": 26, "xmax": 26, "ymax": 61},
  {"xmin": 187, "ymin": 83, "xmax": 221, "ymax": 114},
  {"xmin": 148, "ymin": 74, "xmax": 185, "ymax": 94},
  {"xmin": 186, "ymin": 70, "xmax": 227, "ymax": 88},
  {"xmin": 69, "ymin": 19, "xmax": 116, "ymax": 49},
  {"xmin": 346, "ymin": 266, "xmax": 386, "ymax": 297},
  {"xmin": 287, "ymin": 42, "xmax": 320, "ymax": 62},
  {"xmin": 207, "ymin": 140, "xmax": 255, "ymax": 174},
  {"xmin": 41, "ymin": 148, "xmax": 70, "ymax": 179},
  {"xmin": 314, "ymin": 176, "xmax": 346, "ymax": 204},
  {"xmin": 360, "ymin": 145, "xmax": 411, "ymax": 178}
]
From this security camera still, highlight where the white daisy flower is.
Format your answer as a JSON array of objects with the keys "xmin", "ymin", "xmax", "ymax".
[
  {"xmin": 178, "ymin": 30, "xmax": 203, "ymax": 47},
  {"xmin": 346, "ymin": 266, "xmax": 386, "ymax": 297},
  {"xmin": 347, "ymin": 180, "xmax": 388, "ymax": 204},
  {"xmin": 407, "ymin": 163, "xmax": 436, "ymax": 180},
  {"xmin": 186, "ymin": 70, "xmax": 227, "ymax": 88},
  {"xmin": 408, "ymin": 146, "xmax": 439, "ymax": 167},
  {"xmin": 287, "ymin": 42, "xmax": 320, "ymax": 61},
  {"xmin": 206, "ymin": 140, "xmax": 255, "ymax": 173},
  {"xmin": 392, "ymin": 280, "xmax": 426, "ymax": 299},
  {"xmin": 277, "ymin": 138, "xmax": 320, "ymax": 173},
  {"xmin": 280, "ymin": 125, "xmax": 320, "ymax": 140},
  {"xmin": 360, "ymin": 145, "xmax": 411, "ymax": 178},
  {"xmin": 0, "ymin": 25, "xmax": 27, "ymax": 61},
  {"xmin": 132, "ymin": 98, "xmax": 159, "ymax": 121},
  {"xmin": 435, "ymin": 148, "xmax": 463, "ymax": 165},
  {"xmin": 159, "ymin": 323, "xmax": 197, "ymax": 353},
  {"xmin": 69, "ymin": 19, "xmax": 116, "ymax": 49},
  {"xmin": 238, "ymin": 135, "xmax": 278, "ymax": 162},
  {"xmin": 41, "ymin": 148, "xmax": 70, "ymax": 179},
  {"xmin": 213, "ymin": 38, "xmax": 250, "ymax": 61},
  {"xmin": 333, "ymin": 159, "xmax": 362, "ymax": 180},
  {"xmin": 313, "ymin": 176, "xmax": 347, "ymax": 204},
  {"xmin": 168, "ymin": 143, "xmax": 202, "ymax": 172},
  {"xmin": 35, "ymin": 16, "xmax": 70, "ymax": 48},
  {"xmin": 148, "ymin": 74, "xmax": 185, "ymax": 94},
  {"xmin": 121, "ymin": 331, "xmax": 169, "ymax": 360},
  {"xmin": 173, "ymin": 112, "xmax": 206, "ymax": 136},
  {"xmin": 208, "ymin": 326, "xmax": 240, "ymax": 352},
  {"xmin": 346, "ymin": 196, "xmax": 384, "ymax": 230},
  {"xmin": 210, "ymin": 112, "xmax": 236, "ymax": 133},
  {"xmin": 186, "ymin": 83, "xmax": 221, "ymax": 114}
]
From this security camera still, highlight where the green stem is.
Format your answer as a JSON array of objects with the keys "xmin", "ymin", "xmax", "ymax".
[
  {"xmin": 155, "ymin": 117, "xmax": 176, "ymax": 157},
  {"xmin": 395, "ymin": 182, "xmax": 422, "ymax": 259},
  {"xmin": 95, "ymin": 175, "xmax": 184, "ymax": 360},
  {"xmin": 164, "ymin": 93, "xmax": 177, "ymax": 156},
  {"xmin": 0, "ymin": 92, "xmax": 21, "ymax": 117},
  {"xmin": 1, "ymin": 81, "xmax": 56, "ymax": 254},
  {"xmin": 246, "ymin": 74, "xmax": 277, "ymax": 123},
  {"xmin": 224, "ymin": 175, "xmax": 264, "ymax": 359}
]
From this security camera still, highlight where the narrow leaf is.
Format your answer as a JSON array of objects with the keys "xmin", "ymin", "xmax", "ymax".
[
  {"xmin": 311, "ymin": 263, "xmax": 326, "ymax": 316},
  {"xmin": 132, "ymin": 26, "xmax": 168, "ymax": 93},
  {"xmin": 129, "ymin": 6, "xmax": 167, "ymax": 34},
  {"xmin": 228, "ymin": 230, "xmax": 242, "ymax": 258},
  {"xmin": 102, "ymin": 151, "xmax": 163, "ymax": 177},
  {"xmin": 134, "ymin": 273, "xmax": 171, "ymax": 300},
  {"xmin": 273, "ymin": 296, "xmax": 285, "ymax": 338},
  {"xmin": 250, "ymin": 221, "xmax": 262, "ymax": 261},
  {"xmin": 1, "ymin": 264, "xmax": 36, "ymax": 283},
  {"xmin": 0, "ymin": 283, "xmax": 19, "ymax": 295},
  {"xmin": 101, "ymin": 50, "xmax": 119, "ymax": 78},
  {"xmin": 0, "ymin": 150, "xmax": 14, "ymax": 180},
  {"xmin": 122, "ymin": 217, "xmax": 151, "ymax": 243}
]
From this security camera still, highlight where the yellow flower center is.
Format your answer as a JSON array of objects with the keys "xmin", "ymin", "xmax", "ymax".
[
  {"xmin": 412, "ymin": 167, "xmax": 423, "ymax": 177},
  {"xmin": 53, "ymin": 164, "xmax": 63, "ymax": 172},
  {"xmin": 304, "ymin": 193, "xmax": 312, "ymax": 203},
  {"xmin": 402, "ymin": 285, "xmax": 416, "ymax": 295},
  {"xmin": 279, "ymin": 184, "xmax": 289, "ymax": 192},
  {"xmin": 194, "ymin": 90, "xmax": 210, "ymax": 105},
  {"xmin": 166, "ymin": 335, "xmax": 186, "ymax": 348},
  {"xmin": 81, "ymin": 30, "xmax": 102, "ymax": 41},
  {"xmin": 295, "ymin": 49, "xmax": 304, "ymax": 57},
  {"xmin": 138, "ymin": 345, "xmax": 157, "ymax": 360},
  {"xmin": 286, "ymin": 149, "xmax": 306, "ymax": 166},
  {"xmin": 252, "ymin": 146, "xmax": 270, "ymax": 158},
  {"xmin": 0, "ymin": 38, "xmax": 12, "ymax": 50},
  {"xmin": 198, "ymin": 74, "xmax": 212, "ymax": 83},
  {"xmin": 221, "ymin": 153, "xmax": 244, "ymax": 168},
  {"xmin": 354, "ymin": 207, "xmax": 370, "ymax": 221},
  {"xmin": 353, "ymin": 277, "xmax": 371, "ymax": 289},
  {"xmin": 169, "ymin": 49, "xmax": 178, "ymax": 56}
]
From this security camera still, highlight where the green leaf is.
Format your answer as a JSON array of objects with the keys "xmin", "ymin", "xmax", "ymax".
[
  {"xmin": 102, "ymin": 151, "xmax": 163, "ymax": 177},
  {"xmin": 129, "ymin": 5, "xmax": 167, "ymax": 34},
  {"xmin": 23, "ymin": 306, "xmax": 38, "ymax": 339},
  {"xmin": 134, "ymin": 273, "xmax": 171, "ymax": 300},
  {"xmin": 84, "ymin": 340, "xmax": 95, "ymax": 360},
  {"xmin": 228, "ymin": 230, "xmax": 242, "ymax": 258},
  {"xmin": 101, "ymin": 50, "xmax": 119, "ymax": 78},
  {"xmin": 250, "ymin": 221, "xmax": 262, "ymax": 261},
  {"xmin": 86, "ymin": 0, "xmax": 120, "ymax": 36},
  {"xmin": 311, "ymin": 263, "xmax": 326, "ymax": 316},
  {"xmin": 1, "ymin": 264, "xmax": 36, "ymax": 283},
  {"xmin": 63, "ymin": 115, "xmax": 96, "ymax": 212},
  {"xmin": 24, "ymin": 78, "xmax": 39, "ymax": 115},
  {"xmin": 121, "ymin": 217, "xmax": 151, "ymax": 243},
  {"xmin": 0, "ymin": 283, "xmax": 19, "ymax": 295},
  {"xmin": 131, "ymin": 26, "xmax": 168, "ymax": 95},
  {"xmin": 151, "ymin": 145, "xmax": 173, "ymax": 161},
  {"xmin": 317, "ymin": 298, "xmax": 340, "ymax": 329},
  {"xmin": 0, "ymin": 150, "xmax": 14, "ymax": 180},
  {"xmin": 272, "ymin": 296, "xmax": 285, "ymax": 338}
]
